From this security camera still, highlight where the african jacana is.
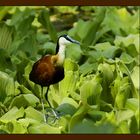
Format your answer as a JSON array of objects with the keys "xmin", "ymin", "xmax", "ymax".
[{"xmin": 29, "ymin": 34, "xmax": 80, "ymax": 122}]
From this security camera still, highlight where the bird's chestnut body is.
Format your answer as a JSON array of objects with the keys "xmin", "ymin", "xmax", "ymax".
[{"xmin": 29, "ymin": 54, "xmax": 64, "ymax": 87}]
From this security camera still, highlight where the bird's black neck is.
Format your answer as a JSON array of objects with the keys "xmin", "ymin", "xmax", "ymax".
[{"xmin": 55, "ymin": 41, "xmax": 59, "ymax": 54}]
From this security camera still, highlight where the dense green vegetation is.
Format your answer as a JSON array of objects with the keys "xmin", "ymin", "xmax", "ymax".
[{"xmin": 0, "ymin": 6, "xmax": 139, "ymax": 134}]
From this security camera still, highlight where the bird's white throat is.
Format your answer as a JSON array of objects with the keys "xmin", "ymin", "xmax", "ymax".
[{"xmin": 57, "ymin": 44, "xmax": 66, "ymax": 65}]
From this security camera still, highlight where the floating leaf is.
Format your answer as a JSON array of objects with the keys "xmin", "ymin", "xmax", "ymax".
[
  {"xmin": 56, "ymin": 97, "xmax": 78, "ymax": 116},
  {"xmin": 59, "ymin": 71, "xmax": 79, "ymax": 99},
  {"xmin": 69, "ymin": 105, "xmax": 90, "ymax": 130},
  {"xmin": 64, "ymin": 58, "xmax": 79, "ymax": 72},
  {"xmin": 25, "ymin": 106, "xmax": 44, "ymax": 122},
  {"xmin": 0, "ymin": 71, "xmax": 14, "ymax": 103},
  {"xmin": 0, "ymin": 22, "xmax": 13, "ymax": 50},
  {"xmin": 38, "ymin": 9, "xmax": 57, "ymax": 42},
  {"xmin": 125, "ymin": 98, "xmax": 139, "ymax": 112},
  {"xmin": 28, "ymin": 123, "xmax": 61, "ymax": 134},
  {"xmin": 0, "ymin": 107, "xmax": 24, "ymax": 121},
  {"xmin": 116, "ymin": 109, "xmax": 134, "ymax": 123},
  {"xmin": 9, "ymin": 94, "xmax": 39, "ymax": 109},
  {"xmin": 80, "ymin": 80, "xmax": 102, "ymax": 106},
  {"xmin": 70, "ymin": 119, "xmax": 116, "ymax": 134},
  {"xmin": 130, "ymin": 66, "xmax": 139, "ymax": 90}
]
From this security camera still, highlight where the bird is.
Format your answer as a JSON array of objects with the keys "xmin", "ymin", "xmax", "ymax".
[{"xmin": 29, "ymin": 34, "xmax": 80, "ymax": 122}]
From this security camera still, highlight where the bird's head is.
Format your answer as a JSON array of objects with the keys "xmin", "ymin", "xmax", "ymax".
[
  {"xmin": 58, "ymin": 34, "xmax": 80, "ymax": 46},
  {"xmin": 56, "ymin": 34, "xmax": 80, "ymax": 54}
]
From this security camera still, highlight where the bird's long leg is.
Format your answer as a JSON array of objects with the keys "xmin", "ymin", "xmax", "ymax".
[
  {"xmin": 45, "ymin": 86, "xmax": 59, "ymax": 119},
  {"xmin": 45, "ymin": 86, "xmax": 52, "ymax": 108},
  {"xmin": 41, "ymin": 86, "xmax": 47, "ymax": 123}
]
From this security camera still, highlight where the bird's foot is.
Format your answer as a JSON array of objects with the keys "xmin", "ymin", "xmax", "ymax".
[{"xmin": 45, "ymin": 108, "xmax": 61, "ymax": 125}]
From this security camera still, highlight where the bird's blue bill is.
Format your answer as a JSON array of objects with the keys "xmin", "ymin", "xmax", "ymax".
[{"xmin": 66, "ymin": 35, "xmax": 80, "ymax": 45}]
